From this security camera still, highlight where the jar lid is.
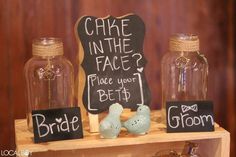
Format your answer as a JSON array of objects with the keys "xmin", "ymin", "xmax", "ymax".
[
  {"xmin": 32, "ymin": 38, "xmax": 64, "ymax": 56},
  {"xmin": 169, "ymin": 34, "xmax": 199, "ymax": 52}
]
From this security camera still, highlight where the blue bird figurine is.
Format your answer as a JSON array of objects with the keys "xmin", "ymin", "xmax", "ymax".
[
  {"xmin": 122, "ymin": 104, "xmax": 151, "ymax": 135},
  {"xmin": 99, "ymin": 103, "xmax": 123, "ymax": 139}
]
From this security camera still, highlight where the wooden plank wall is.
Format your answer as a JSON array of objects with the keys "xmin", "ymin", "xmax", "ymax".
[{"xmin": 0, "ymin": 0, "xmax": 235, "ymax": 156}]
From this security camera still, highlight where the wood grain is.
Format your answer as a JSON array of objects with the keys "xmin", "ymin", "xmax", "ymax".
[
  {"xmin": 0, "ymin": 0, "xmax": 13, "ymax": 150},
  {"xmin": 15, "ymin": 111, "xmax": 230, "ymax": 157},
  {"xmin": 0, "ymin": 0, "xmax": 235, "ymax": 156}
]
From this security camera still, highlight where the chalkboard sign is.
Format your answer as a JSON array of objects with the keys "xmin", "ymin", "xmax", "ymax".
[
  {"xmin": 32, "ymin": 107, "xmax": 83, "ymax": 143},
  {"xmin": 166, "ymin": 101, "xmax": 214, "ymax": 133},
  {"xmin": 76, "ymin": 14, "xmax": 151, "ymax": 114}
]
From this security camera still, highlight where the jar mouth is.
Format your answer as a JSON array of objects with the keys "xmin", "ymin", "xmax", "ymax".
[
  {"xmin": 33, "ymin": 38, "xmax": 62, "ymax": 46},
  {"xmin": 171, "ymin": 34, "xmax": 198, "ymax": 42},
  {"xmin": 32, "ymin": 37, "xmax": 64, "ymax": 57}
]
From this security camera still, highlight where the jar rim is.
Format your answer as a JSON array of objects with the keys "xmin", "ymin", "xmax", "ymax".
[
  {"xmin": 33, "ymin": 37, "xmax": 62, "ymax": 46},
  {"xmin": 171, "ymin": 34, "xmax": 198, "ymax": 41}
]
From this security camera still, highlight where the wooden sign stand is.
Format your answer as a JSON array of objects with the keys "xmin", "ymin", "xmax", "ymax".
[{"xmin": 76, "ymin": 40, "xmax": 99, "ymax": 132}]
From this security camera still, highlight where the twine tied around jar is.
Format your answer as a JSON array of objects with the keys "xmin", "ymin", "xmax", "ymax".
[
  {"xmin": 32, "ymin": 38, "xmax": 64, "ymax": 57},
  {"xmin": 169, "ymin": 34, "xmax": 199, "ymax": 52}
]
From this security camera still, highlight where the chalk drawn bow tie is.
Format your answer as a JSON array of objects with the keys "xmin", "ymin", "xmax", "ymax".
[{"xmin": 181, "ymin": 104, "xmax": 198, "ymax": 113}]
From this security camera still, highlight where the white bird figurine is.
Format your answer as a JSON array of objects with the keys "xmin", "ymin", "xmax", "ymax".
[
  {"xmin": 122, "ymin": 104, "xmax": 151, "ymax": 135},
  {"xmin": 99, "ymin": 103, "xmax": 123, "ymax": 138}
]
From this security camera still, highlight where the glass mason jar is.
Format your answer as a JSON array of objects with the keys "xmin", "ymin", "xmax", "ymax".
[
  {"xmin": 153, "ymin": 150, "xmax": 180, "ymax": 157},
  {"xmin": 181, "ymin": 142, "xmax": 201, "ymax": 157},
  {"xmin": 24, "ymin": 38, "xmax": 74, "ymax": 131},
  {"xmin": 161, "ymin": 34, "xmax": 208, "ymax": 122}
]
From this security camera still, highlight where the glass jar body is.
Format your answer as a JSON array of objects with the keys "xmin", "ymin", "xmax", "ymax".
[
  {"xmin": 161, "ymin": 51, "xmax": 208, "ymax": 122},
  {"xmin": 24, "ymin": 55, "xmax": 74, "ymax": 131}
]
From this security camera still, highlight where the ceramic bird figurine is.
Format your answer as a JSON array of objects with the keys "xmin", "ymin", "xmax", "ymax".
[
  {"xmin": 122, "ymin": 104, "xmax": 151, "ymax": 135},
  {"xmin": 99, "ymin": 103, "xmax": 123, "ymax": 139}
]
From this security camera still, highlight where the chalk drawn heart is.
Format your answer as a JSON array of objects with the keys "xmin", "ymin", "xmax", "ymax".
[
  {"xmin": 55, "ymin": 118, "xmax": 62, "ymax": 123},
  {"xmin": 137, "ymin": 67, "xmax": 144, "ymax": 73}
]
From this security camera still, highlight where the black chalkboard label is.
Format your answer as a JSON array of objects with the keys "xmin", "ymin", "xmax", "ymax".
[
  {"xmin": 32, "ymin": 107, "xmax": 83, "ymax": 143},
  {"xmin": 166, "ymin": 101, "xmax": 214, "ymax": 133},
  {"xmin": 76, "ymin": 14, "xmax": 151, "ymax": 114}
]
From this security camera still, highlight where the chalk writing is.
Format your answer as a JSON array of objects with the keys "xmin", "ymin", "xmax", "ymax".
[
  {"xmin": 32, "ymin": 107, "xmax": 83, "ymax": 143},
  {"xmin": 166, "ymin": 101, "xmax": 215, "ymax": 133}
]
